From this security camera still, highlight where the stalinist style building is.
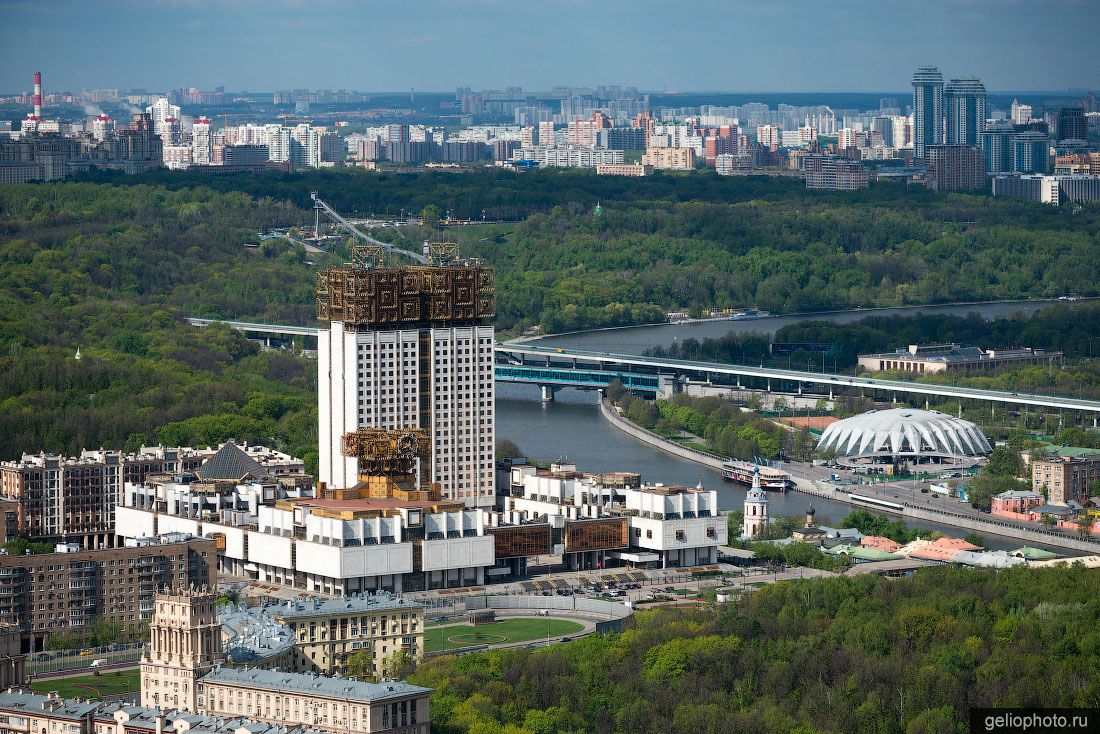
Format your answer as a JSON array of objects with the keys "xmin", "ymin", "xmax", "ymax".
[
  {"xmin": 316, "ymin": 243, "xmax": 497, "ymax": 507},
  {"xmin": 140, "ymin": 584, "xmax": 221, "ymax": 711},
  {"xmin": 137, "ymin": 585, "xmax": 432, "ymax": 733}
]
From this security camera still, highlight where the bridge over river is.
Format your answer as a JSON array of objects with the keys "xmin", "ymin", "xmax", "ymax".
[{"xmin": 187, "ymin": 318, "xmax": 1100, "ymax": 422}]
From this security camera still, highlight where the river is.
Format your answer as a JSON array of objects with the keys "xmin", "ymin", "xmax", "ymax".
[
  {"xmin": 531, "ymin": 298, "xmax": 1083, "ymax": 354},
  {"xmin": 496, "ymin": 299, "xmax": 1081, "ymax": 553}
]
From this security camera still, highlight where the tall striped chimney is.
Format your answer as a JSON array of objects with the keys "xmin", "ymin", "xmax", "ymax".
[{"xmin": 33, "ymin": 71, "xmax": 42, "ymax": 118}]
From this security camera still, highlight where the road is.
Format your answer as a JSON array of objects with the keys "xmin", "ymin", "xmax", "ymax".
[{"xmin": 780, "ymin": 460, "xmax": 1093, "ymax": 547}]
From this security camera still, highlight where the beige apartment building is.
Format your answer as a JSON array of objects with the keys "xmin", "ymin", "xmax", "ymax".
[
  {"xmin": 139, "ymin": 585, "xmax": 430, "ymax": 734},
  {"xmin": 642, "ymin": 147, "xmax": 696, "ymax": 170},
  {"xmin": 140, "ymin": 584, "xmax": 222, "ymax": 711},
  {"xmin": 595, "ymin": 163, "xmax": 653, "ymax": 176},
  {"xmin": 197, "ymin": 667, "xmax": 429, "ymax": 734},
  {"xmin": 1032, "ymin": 455, "xmax": 1100, "ymax": 504},
  {"xmin": 221, "ymin": 594, "xmax": 425, "ymax": 677}
]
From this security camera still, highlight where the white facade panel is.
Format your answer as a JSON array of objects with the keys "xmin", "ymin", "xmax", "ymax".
[
  {"xmin": 629, "ymin": 516, "xmax": 721, "ymax": 552},
  {"xmin": 430, "ymin": 325, "xmax": 495, "ymax": 507},
  {"xmin": 210, "ymin": 524, "xmax": 246, "ymax": 561},
  {"xmin": 246, "ymin": 530, "xmax": 293, "ymax": 569},
  {"xmin": 157, "ymin": 515, "xmax": 200, "ymax": 537},
  {"xmin": 420, "ymin": 536, "xmax": 495, "ymax": 572},
  {"xmin": 114, "ymin": 506, "xmax": 156, "ymax": 538}
]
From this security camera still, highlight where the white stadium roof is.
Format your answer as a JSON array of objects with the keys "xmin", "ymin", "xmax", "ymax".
[{"xmin": 817, "ymin": 408, "xmax": 992, "ymax": 458}]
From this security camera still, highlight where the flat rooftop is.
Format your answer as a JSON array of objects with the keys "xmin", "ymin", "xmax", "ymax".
[{"xmin": 200, "ymin": 666, "xmax": 431, "ymax": 702}]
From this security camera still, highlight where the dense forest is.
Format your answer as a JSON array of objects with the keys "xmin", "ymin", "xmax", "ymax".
[
  {"xmin": 2, "ymin": 170, "xmax": 1099, "ymax": 461},
  {"xmin": 409, "ymin": 565, "xmax": 1100, "ymax": 734},
  {"xmin": 74, "ymin": 167, "xmax": 1100, "ymax": 333},
  {"xmin": 0, "ymin": 183, "xmax": 328, "ymax": 465}
]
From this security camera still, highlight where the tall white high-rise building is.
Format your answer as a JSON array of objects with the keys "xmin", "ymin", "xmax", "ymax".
[
  {"xmin": 317, "ymin": 256, "xmax": 497, "ymax": 508},
  {"xmin": 192, "ymin": 117, "xmax": 213, "ymax": 164},
  {"xmin": 756, "ymin": 124, "xmax": 780, "ymax": 149},
  {"xmin": 1011, "ymin": 99, "xmax": 1033, "ymax": 125},
  {"xmin": 264, "ymin": 124, "xmax": 291, "ymax": 161},
  {"xmin": 145, "ymin": 97, "xmax": 181, "ymax": 138}
]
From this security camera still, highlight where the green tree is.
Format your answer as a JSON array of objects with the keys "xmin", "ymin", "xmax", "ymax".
[
  {"xmin": 420, "ymin": 204, "xmax": 442, "ymax": 231},
  {"xmin": 495, "ymin": 438, "xmax": 525, "ymax": 461},
  {"xmin": 985, "ymin": 445, "xmax": 1023, "ymax": 477}
]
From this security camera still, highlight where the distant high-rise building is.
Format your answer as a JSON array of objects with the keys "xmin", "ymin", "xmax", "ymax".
[
  {"xmin": 596, "ymin": 127, "xmax": 647, "ymax": 151},
  {"xmin": 1011, "ymin": 99, "xmax": 1033, "ymax": 125},
  {"xmin": 925, "ymin": 145, "xmax": 987, "ymax": 191},
  {"xmin": 912, "ymin": 66, "xmax": 944, "ymax": 159},
  {"xmin": 981, "ymin": 121, "xmax": 1015, "ymax": 173},
  {"xmin": 837, "ymin": 127, "xmax": 860, "ymax": 150},
  {"xmin": 757, "ymin": 124, "xmax": 781, "ymax": 149},
  {"xmin": 1011, "ymin": 131, "xmax": 1051, "ymax": 174},
  {"xmin": 538, "ymin": 121, "xmax": 555, "ymax": 148},
  {"xmin": 192, "ymin": 117, "xmax": 213, "ymax": 165},
  {"xmin": 145, "ymin": 97, "xmax": 180, "ymax": 138},
  {"xmin": 803, "ymin": 156, "xmax": 870, "ymax": 190},
  {"xmin": 944, "ymin": 77, "xmax": 987, "ymax": 145},
  {"xmin": 1057, "ymin": 105, "xmax": 1087, "ymax": 142},
  {"xmin": 91, "ymin": 114, "xmax": 115, "ymax": 141}
]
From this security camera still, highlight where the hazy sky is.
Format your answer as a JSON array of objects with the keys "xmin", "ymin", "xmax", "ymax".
[{"xmin": 2, "ymin": 0, "xmax": 1097, "ymax": 94}]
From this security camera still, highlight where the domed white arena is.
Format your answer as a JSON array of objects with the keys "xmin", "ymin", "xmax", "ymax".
[{"xmin": 817, "ymin": 408, "xmax": 992, "ymax": 469}]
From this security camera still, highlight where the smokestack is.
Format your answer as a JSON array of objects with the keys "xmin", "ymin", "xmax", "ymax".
[{"xmin": 33, "ymin": 71, "xmax": 42, "ymax": 119}]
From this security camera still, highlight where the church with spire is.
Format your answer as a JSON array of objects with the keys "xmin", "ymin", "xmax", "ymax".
[{"xmin": 741, "ymin": 467, "xmax": 769, "ymax": 540}]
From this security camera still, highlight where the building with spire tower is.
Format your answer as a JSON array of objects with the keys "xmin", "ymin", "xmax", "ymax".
[
  {"xmin": 741, "ymin": 468, "xmax": 769, "ymax": 540},
  {"xmin": 140, "ymin": 584, "xmax": 222, "ymax": 711}
]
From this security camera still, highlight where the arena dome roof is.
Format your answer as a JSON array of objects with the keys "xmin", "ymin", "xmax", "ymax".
[{"xmin": 817, "ymin": 408, "xmax": 992, "ymax": 459}]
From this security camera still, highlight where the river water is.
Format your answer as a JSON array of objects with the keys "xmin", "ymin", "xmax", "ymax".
[{"xmin": 496, "ymin": 299, "xmax": 1081, "ymax": 553}]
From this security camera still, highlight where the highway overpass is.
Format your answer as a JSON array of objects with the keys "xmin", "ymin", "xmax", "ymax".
[{"xmin": 187, "ymin": 318, "xmax": 1100, "ymax": 418}]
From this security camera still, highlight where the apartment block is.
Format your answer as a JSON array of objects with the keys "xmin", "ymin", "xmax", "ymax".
[
  {"xmin": 803, "ymin": 155, "xmax": 870, "ymax": 190},
  {"xmin": 0, "ymin": 535, "xmax": 215, "ymax": 652},
  {"xmin": 222, "ymin": 594, "xmax": 424, "ymax": 677},
  {"xmin": 1032, "ymin": 455, "xmax": 1100, "ymax": 505},
  {"xmin": 0, "ymin": 443, "xmax": 304, "ymax": 544},
  {"xmin": 641, "ymin": 146, "xmax": 696, "ymax": 170}
]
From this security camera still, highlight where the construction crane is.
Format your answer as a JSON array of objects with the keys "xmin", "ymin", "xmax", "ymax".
[
  {"xmin": 310, "ymin": 192, "xmax": 431, "ymax": 267},
  {"xmin": 217, "ymin": 113, "xmax": 250, "ymax": 127}
]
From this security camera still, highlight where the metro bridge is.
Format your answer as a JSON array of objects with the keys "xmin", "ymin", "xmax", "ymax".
[{"xmin": 186, "ymin": 318, "xmax": 1100, "ymax": 421}]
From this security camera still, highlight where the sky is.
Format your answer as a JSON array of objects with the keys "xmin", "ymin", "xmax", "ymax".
[{"xmin": 1, "ymin": 0, "xmax": 1097, "ymax": 94}]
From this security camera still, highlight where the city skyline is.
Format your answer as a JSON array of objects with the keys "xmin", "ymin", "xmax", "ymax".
[{"xmin": 1, "ymin": 0, "xmax": 1098, "ymax": 94}]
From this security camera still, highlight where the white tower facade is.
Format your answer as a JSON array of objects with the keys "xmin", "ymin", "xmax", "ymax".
[
  {"xmin": 741, "ymin": 467, "xmax": 769, "ymax": 540},
  {"xmin": 317, "ymin": 259, "xmax": 497, "ymax": 508},
  {"xmin": 192, "ymin": 117, "xmax": 213, "ymax": 164}
]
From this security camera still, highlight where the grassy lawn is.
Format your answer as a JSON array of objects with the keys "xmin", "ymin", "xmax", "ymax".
[
  {"xmin": 32, "ymin": 670, "xmax": 141, "ymax": 698},
  {"xmin": 425, "ymin": 617, "xmax": 583, "ymax": 653}
]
